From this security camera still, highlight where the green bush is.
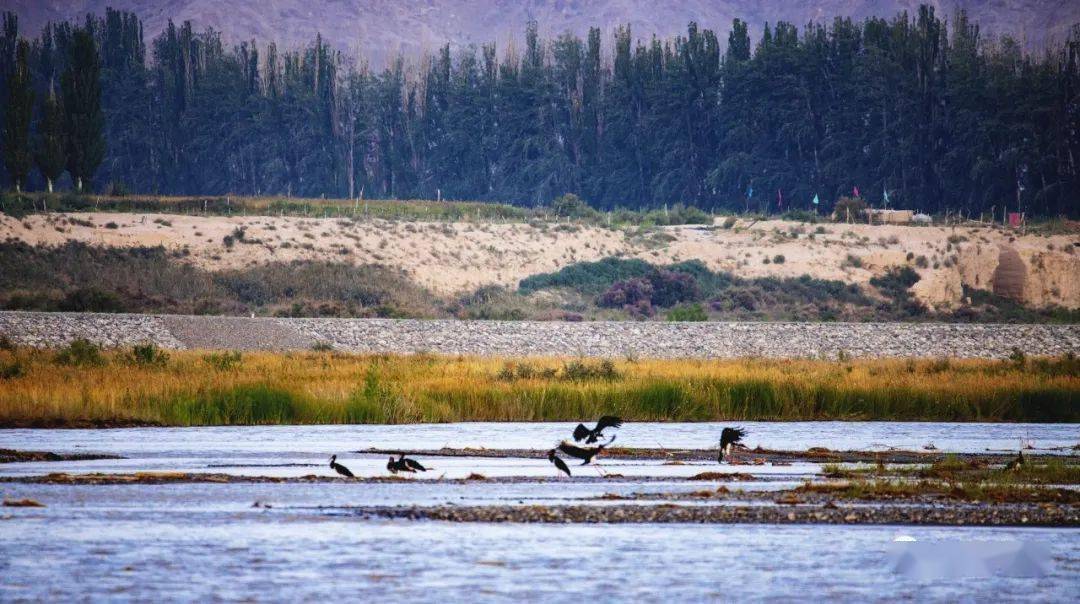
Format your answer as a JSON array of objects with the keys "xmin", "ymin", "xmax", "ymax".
[
  {"xmin": 54, "ymin": 339, "xmax": 106, "ymax": 367},
  {"xmin": 666, "ymin": 303, "xmax": 708, "ymax": 321},
  {"xmin": 0, "ymin": 359, "xmax": 24, "ymax": 379},
  {"xmin": 203, "ymin": 351, "xmax": 243, "ymax": 371},
  {"xmin": 125, "ymin": 343, "xmax": 169, "ymax": 367}
]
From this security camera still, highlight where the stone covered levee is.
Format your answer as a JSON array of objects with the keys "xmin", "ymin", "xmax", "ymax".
[{"xmin": 0, "ymin": 311, "xmax": 1076, "ymax": 359}]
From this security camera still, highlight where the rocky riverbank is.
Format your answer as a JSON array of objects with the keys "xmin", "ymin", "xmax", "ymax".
[{"xmin": 1, "ymin": 311, "xmax": 1077, "ymax": 359}]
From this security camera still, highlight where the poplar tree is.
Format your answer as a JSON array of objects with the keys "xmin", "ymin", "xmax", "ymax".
[
  {"xmin": 34, "ymin": 83, "xmax": 66, "ymax": 192},
  {"xmin": 2, "ymin": 39, "xmax": 32, "ymax": 192},
  {"xmin": 61, "ymin": 28, "xmax": 105, "ymax": 192}
]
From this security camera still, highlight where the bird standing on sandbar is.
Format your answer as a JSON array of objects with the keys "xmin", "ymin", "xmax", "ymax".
[
  {"xmin": 329, "ymin": 454, "xmax": 354, "ymax": 478},
  {"xmin": 718, "ymin": 427, "xmax": 747, "ymax": 464},
  {"xmin": 387, "ymin": 454, "xmax": 428, "ymax": 474},
  {"xmin": 547, "ymin": 449, "xmax": 572, "ymax": 477}
]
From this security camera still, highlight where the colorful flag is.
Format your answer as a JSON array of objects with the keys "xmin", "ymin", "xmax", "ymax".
[
  {"xmin": 812, "ymin": 194, "xmax": 819, "ymax": 205},
  {"xmin": 853, "ymin": 185, "xmax": 861, "ymax": 198}
]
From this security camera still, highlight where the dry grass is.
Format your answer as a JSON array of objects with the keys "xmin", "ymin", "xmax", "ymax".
[{"xmin": 0, "ymin": 347, "xmax": 1076, "ymax": 427}]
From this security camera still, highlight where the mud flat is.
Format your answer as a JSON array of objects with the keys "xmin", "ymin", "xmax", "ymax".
[{"xmin": 331, "ymin": 502, "xmax": 1078, "ymax": 526}]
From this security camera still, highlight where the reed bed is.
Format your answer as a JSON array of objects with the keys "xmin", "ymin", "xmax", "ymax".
[{"xmin": 0, "ymin": 345, "xmax": 1076, "ymax": 427}]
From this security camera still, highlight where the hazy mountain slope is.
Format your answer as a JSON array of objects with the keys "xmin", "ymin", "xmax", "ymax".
[{"xmin": 8, "ymin": 1, "xmax": 1079, "ymax": 65}]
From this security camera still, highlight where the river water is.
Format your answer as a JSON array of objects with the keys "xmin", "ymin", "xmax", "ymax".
[{"xmin": 1, "ymin": 421, "xmax": 1076, "ymax": 601}]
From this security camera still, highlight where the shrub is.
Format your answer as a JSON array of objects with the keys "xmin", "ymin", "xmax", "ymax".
[
  {"xmin": 54, "ymin": 339, "xmax": 105, "ymax": 367},
  {"xmin": 0, "ymin": 359, "xmax": 24, "ymax": 380},
  {"xmin": 519, "ymin": 257, "xmax": 654, "ymax": 295},
  {"xmin": 58, "ymin": 288, "xmax": 123, "ymax": 313},
  {"xmin": 772, "ymin": 254, "xmax": 786, "ymax": 264},
  {"xmin": 108, "ymin": 181, "xmax": 128, "ymax": 197},
  {"xmin": 561, "ymin": 359, "xmax": 620, "ymax": 381},
  {"xmin": 832, "ymin": 196, "xmax": 867, "ymax": 222},
  {"xmin": 721, "ymin": 216, "xmax": 738, "ymax": 229},
  {"xmin": 915, "ymin": 255, "xmax": 929, "ymax": 268},
  {"xmin": 204, "ymin": 351, "xmax": 243, "ymax": 371},
  {"xmin": 104, "ymin": 222, "xmax": 119, "ymax": 229},
  {"xmin": 598, "ymin": 277, "xmax": 653, "ymax": 308},
  {"xmin": 842, "ymin": 254, "xmax": 863, "ymax": 269},
  {"xmin": 124, "ymin": 343, "xmax": 169, "ymax": 367},
  {"xmin": 311, "ymin": 341, "xmax": 334, "ymax": 352},
  {"xmin": 548, "ymin": 193, "xmax": 598, "ymax": 220},
  {"xmin": 0, "ymin": 334, "xmax": 13, "ymax": 350},
  {"xmin": 666, "ymin": 303, "xmax": 708, "ymax": 321},
  {"xmin": 648, "ymin": 270, "xmax": 699, "ymax": 307}
]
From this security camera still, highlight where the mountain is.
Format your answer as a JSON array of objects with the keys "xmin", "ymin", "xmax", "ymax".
[{"xmin": 7, "ymin": 1, "xmax": 1079, "ymax": 65}]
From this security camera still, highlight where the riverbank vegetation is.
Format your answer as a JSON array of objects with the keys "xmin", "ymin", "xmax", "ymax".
[
  {"xmin": 4, "ymin": 243, "xmax": 1077, "ymax": 322},
  {"xmin": 0, "ymin": 343, "xmax": 1075, "ymax": 427}
]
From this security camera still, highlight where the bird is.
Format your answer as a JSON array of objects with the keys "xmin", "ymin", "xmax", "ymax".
[
  {"xmin": 572, "ymin": 416, "xmax": 623, "ymax": 444},
  {"xmin": 718, "ymin": 427, "xmax": 747, "ymax": 464},
  {"xmin": 1005, "ymin": 450, "xmax": 1025, "ymax": 471},
  {"xmin": 547, "ymin": 449, "xmax": 572, "ymax": 477},
  {"xmin": 387, "ymin": 454, "xmax": 428, "ymax": 474},
  {"xmin": 557, "ymin": 435, "xmax": 614, "ymax": 465},
  {"xmin": 329, "ymin": 454, "xmax": 354, "ymax": 478}
]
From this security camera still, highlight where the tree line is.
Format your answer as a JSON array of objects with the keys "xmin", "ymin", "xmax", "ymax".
[{"xmin": 1, "ymin": 6, "xmax": 1077, "ymax": 217}]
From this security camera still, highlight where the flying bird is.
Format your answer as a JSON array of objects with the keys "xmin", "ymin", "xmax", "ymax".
[
  {"xmin": 573, "ymin": 416, "xmax": 623, "ymax": 444},
  {"xmin": 387, "ymin": 454, "xmax": 428, "ymax": 474},
  {"xmin": 329, "ymin": 454, "xmax": 354, "ymax": 478},
  {"xmin": 718, "ymin": 427, "xmax": 747, "ymax": 464},
  {"xmin": 557, "ymin": 436, "xmax": 614, "ymax": 465},
  {"xmin": 547, "ymin": 449, "xmax": 572, "ymax": 477}
]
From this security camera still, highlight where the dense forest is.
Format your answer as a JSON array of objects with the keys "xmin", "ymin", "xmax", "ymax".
[{"xmin": 1, "ymin": 6, "xmax": 1078, "ymax": 217}]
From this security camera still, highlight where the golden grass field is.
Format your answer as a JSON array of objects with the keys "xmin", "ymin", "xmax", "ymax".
[{"xmin": 0, "ymin": 343, "xmax": 1075, "ymax": 427}]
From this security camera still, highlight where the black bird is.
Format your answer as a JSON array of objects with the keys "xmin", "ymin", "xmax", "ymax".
[
  {"xmin": 573, "ymin": 416, "xmax": 623, "ymax": 444},
  {"xmin": 557, "ymin": 436, "xmax": 614, "ymax": 465},
  {"xmin": 718, "ymin": 427, "xmax": 747, "ymax": 464},
  {"xmin": 1005, "ymin": 450, "xmax": 1025, "ymax": 471},
  {"xmin": 387, "ymin": 454, "xmax": 428, "ymax": 474},
  {"xmin": 329, "ymin": 454, "xmax": 354, "ymax": 478},
  {"xmin": 547, "ymin": 449, "xmax": 572, "ymax": 477}
]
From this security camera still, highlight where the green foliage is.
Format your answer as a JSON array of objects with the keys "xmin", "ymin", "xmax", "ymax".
[
  {"xmin": 832, "ymin": 197, "xmax": 868, "ymax": 222},
  {"xmin": 124, "ymin": 343, "xmax": 169, "ymax": 368},
  {"xmin": 53, "ymin": 338, "xmax": 105, "ymax": 367},
  {"xmin": 1, "ymin": 7, "xmax": 1074, "ymax": 218},
  {"xmin": 666, "ymin": 303, "xmax": 708, "ymax": 321},
  {"xmin": 548, "ymin": 193, "xmax": 598, "ymax": 219},
  {"xmin": 203, "ymin": 351, "xmax": 243, "ymax": 371},
  {"xmin": 519, "ymin": 257, "xmax": 655, "ymax": 295},
  {"xmin": 33, "ymin": 87, "xmax": 65, "ymax": 191},
  {"xmin": 61, "ymin": 28, "xmax": 105, "ymax": 191},
  {"xmin": 3, "ymin": 40, "xmax": 33, "ymax": 191},
  {"xmin": 0, "ymin": 359, "xmax": 24, "ymax": 380}
]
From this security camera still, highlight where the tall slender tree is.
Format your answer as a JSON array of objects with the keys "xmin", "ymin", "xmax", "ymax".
[
  {"xmin": 34, "ymin": 82, "xmax": 66, "ymax": 192},
  {"xmin": 61, "ymin": 28, "xmax": 105, "ymax": 191},
  {"xmin": 2, "ymin": 39, "xmax": 33, "ymax": 191}
]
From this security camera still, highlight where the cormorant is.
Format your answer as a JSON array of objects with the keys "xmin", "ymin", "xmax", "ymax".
[
  {"xmin": 557, "ymin": 436, "xmax": 614, "ymax": 465},
  {"xmin": 718, "ymin": 427, "xmax": 747, "ymax": 463},
  {"xmin": 329, "ymin": 454, "xmax": 354, "ymax": 478},
  {"xmin": 573, "ymin": 416, "xmax": 623, "ymax": 444},
  {"xmin": 547, "ymin": 449, "xmax": 572, "ymax": 477}
]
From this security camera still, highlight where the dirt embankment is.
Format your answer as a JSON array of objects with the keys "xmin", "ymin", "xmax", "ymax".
[{"xmin": 2, "ymin": 212, "xmax": 1077, "ymax": 309}]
